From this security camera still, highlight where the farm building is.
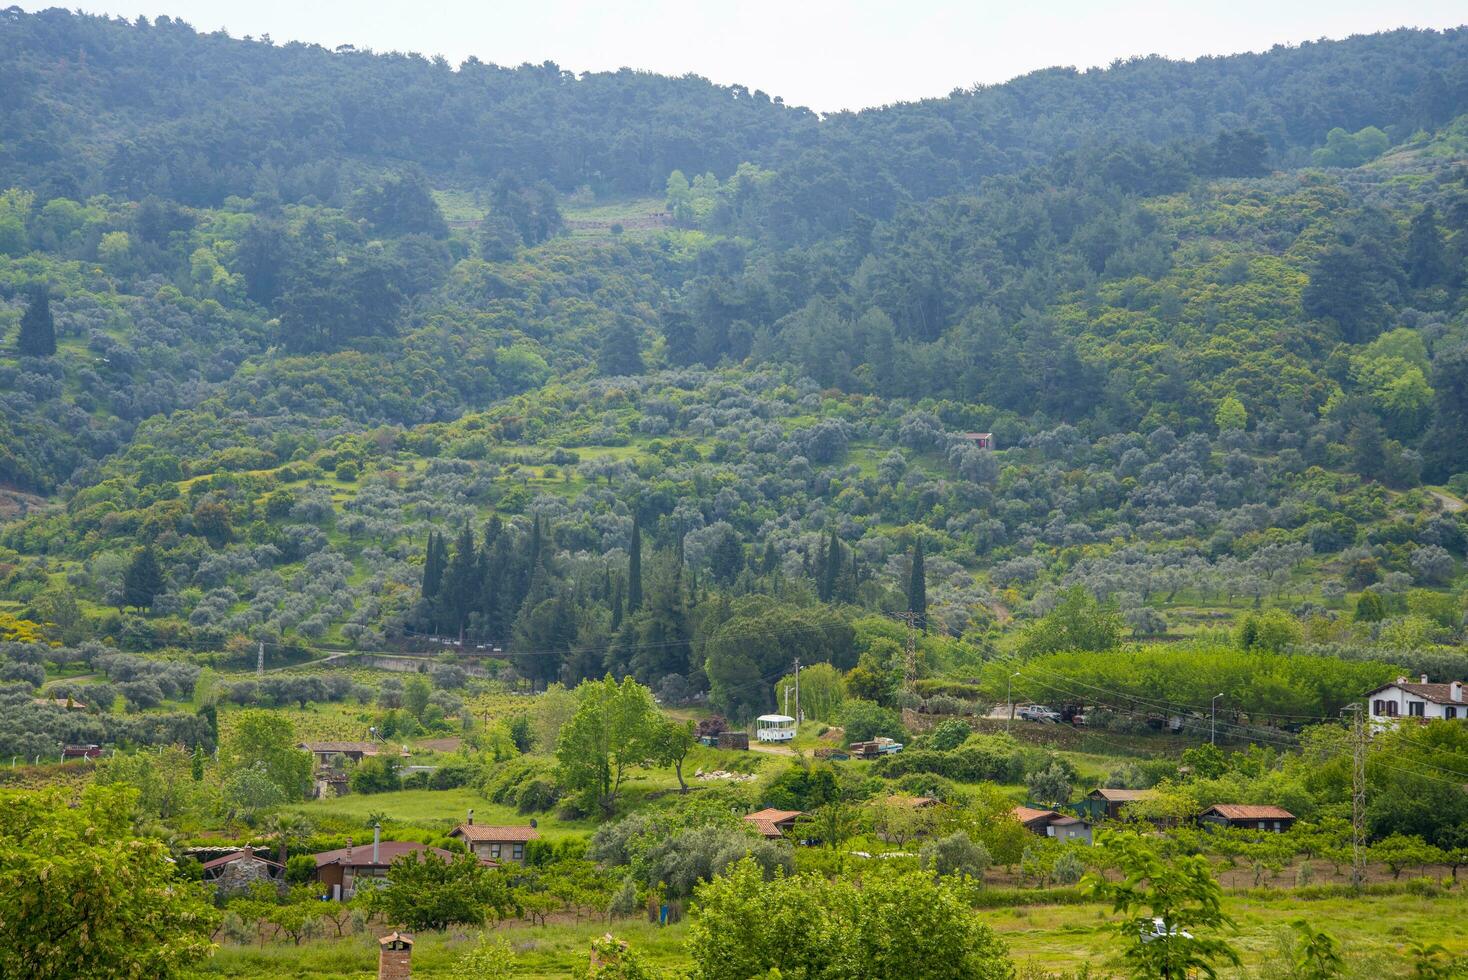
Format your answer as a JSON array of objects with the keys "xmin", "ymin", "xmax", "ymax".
[
  {"xmin": 1013, "ymin": 805, "xmax": 1093, "ymax": 845},
  {"xmin": 1084, "ymin": 787, "xmax": 1154, "ymax": 821},
  {"xmin": 1199, "ymin": 804, "xmax": 1296, "ymax": 832}
]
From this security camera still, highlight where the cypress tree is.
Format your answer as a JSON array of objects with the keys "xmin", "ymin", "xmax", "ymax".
[
  {"xmin": 1405, "ymin": 204, "xmax": 1447, "ymax": 288},
  {"xmin": 907, "ymin": 537, "xmax": 927, "ymax": 631},
  {"xmin": 821, "ymin": 528, "xmax": 842, "ymax": 603},
  {"xmin": 762, "ymin": 540, "xmax": 778, "ymax": 575},
  {"xmin": 421, "ymin": 531, "xmax": 445, "ymax": 600},
  {"xmin": 18, "ymin": 284, "xmax": 56, "ymax": 358},
  {"xmin": 122, "ymin": 543, "xmax": 164, "ymax": 610},
  {"xmin": 814, "ymin": 535, "xmax": 830, "ymax": 600},
  {"xmin": 627, "ymin": 512, "xmax": 643, "ymax": 615},
  {"xmin": 444, "ymin": 525, "xmax": 480, "ymax": 639}
]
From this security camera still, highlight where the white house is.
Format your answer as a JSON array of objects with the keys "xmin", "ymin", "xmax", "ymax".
[{"xmin": 1366, "ymin": 675, "xmax": 1465, "ymax": 723}]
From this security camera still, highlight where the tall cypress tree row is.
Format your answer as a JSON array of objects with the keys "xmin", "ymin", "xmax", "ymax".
[
  {"xmin": 444, "ymin": 525, "xmax": 480, "ymax": 640},
  {"xmin": 627, "ymin": 512, "xmax": 643, "ymax": 615},
  {"xmin": 907, "ymin": 537, "xmax": 927, "ymax": 631}
]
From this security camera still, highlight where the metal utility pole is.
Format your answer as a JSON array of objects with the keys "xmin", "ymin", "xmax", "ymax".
[
  {"xmin": 1007, "ymin": 672, "xmax": 1020, "ymax": 732},
  {"xmin": 783, "ymin": 684, "xmax": 792, "ymax": 718},
  {"xmin": 793, "ymin": 658, "xmax": 801, "ymax": 726},
  {"xmin": 1344, "ymin": 704, "xmax": 1367, "ymax": 889},
  {"xmin": 1211, "ymin": 692, "xmax": 1224, "ymax": 745},
  {"xmin": 257, "ymin": 640, "xmax": 265, "ymax": 678},
  {"xmin": 900, "ymin": 612, "xmax": 918, "ymax": 690}
]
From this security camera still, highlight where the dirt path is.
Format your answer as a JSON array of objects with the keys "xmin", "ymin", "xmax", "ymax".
[
  {"xmin": 1429, "ymin": 488, "xmax": 1465, "ymax": 512},
  {"xmin": 750, "ymin": 743, "xmax": 799, "ymax": 757}
]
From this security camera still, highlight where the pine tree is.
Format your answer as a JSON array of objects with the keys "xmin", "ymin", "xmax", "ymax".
[
  {"xmin": 907, "ymin": 537, "xmax": 927, "ymax": 631},
  {"xmin": 122, "ymin": 544, "xmax": 164, "ymax": 610},
  {"xmin": 18, "ymin": 284, "xmax": 56, "ymax": 358},
  {"xmin": 627, "ymin": 512, "xmax": 643, "ymax": 615}
]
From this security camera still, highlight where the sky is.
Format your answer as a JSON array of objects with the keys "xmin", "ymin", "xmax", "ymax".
[{"xmin": 17, "ymin": 0, "xmax": 1468, "ymax": 113}]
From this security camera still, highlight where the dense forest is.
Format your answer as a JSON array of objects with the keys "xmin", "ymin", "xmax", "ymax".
[{"xmin": 1, "ymin": 9, "xmax": 1467, "ymax": 712}]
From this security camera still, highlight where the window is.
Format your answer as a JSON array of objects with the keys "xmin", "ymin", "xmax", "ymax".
[
  {"xmin": 1446, "ymin": 706, "xmax": 1458, "ymax": 720},
  {"xmin": 1409, "ymin": 701, "xmax": 1425, "ymax": 717},
  {"xmin": 1258, "ymin": 821, "xmax": 1267, "ymax": 830},
  {"xmin": 490, "ymin": 843, "xmax": 501, "ymax": 859},
  {"xmin": 512, "ymin": 843, "xmax": 524, "ymax": 860},
  {"xmin": 1373, "ymin": 700, "xmax": 1384, "ymax": 715}
]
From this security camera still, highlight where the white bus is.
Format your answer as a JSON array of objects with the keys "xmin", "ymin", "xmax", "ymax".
[{"xmin": 755, "ymin": 714, "xmax": 797, "ymax": 742}]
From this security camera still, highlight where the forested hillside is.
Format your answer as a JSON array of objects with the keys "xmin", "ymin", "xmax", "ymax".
[{"xmin": 1, "ymin": 9, "xmax": 1467, "ymax": 699}]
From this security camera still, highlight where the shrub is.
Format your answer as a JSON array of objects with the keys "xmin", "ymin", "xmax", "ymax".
[
  {"xmin": 837, "ymin": 699, "xmax": 905, "ymax": 743},
  {"xmin": 919, "ymin": 832, "xmax": 991, "ymax": 880}
]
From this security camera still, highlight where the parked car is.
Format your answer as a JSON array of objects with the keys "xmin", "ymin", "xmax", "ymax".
[
  {"xmin": 1140, "ymin": 918, "xmax": 1193, "ymax": 944},
  {"xmin": 1018, "ymin": 705, "xmax": 1062, "ymax": 723}
]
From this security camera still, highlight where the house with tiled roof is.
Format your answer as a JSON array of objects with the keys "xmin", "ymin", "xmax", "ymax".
[
  {"xmin": 311, "ymin": 830, "xmax": 459, "ymax": 900},
  {"xmin": 1367, "ymin": 676, "xmax": 1465, "ymax": 723},
  {"xmin": 743, "ymin": 807, "xmax": 802, "ymax": 839},
  {"xmin": 1199, "ymin": 804, "xmax": 1296, "ymax": 832},
  {"xmin": 298, "ymin": 741, "xmax": 406, "ymax": 765},
  {"xmin": 1084, "ymin": 787, "xmax": 1154, "ymax": 821},
  {"xmin": 1012, "ymin": 805, "xmax": 1093, "ymax": 844},
  {"xmin": 449, "ymin": 811, "xmax": 539, "ymax": 864}
]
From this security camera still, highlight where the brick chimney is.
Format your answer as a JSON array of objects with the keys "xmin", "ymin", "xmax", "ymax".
[
  {"xmin": 467, "ymin": 808, "xmax": 474, "ymax": 826},
  {"xmin": 378, "ymin": 932, "xmax": 413, "ymax": 980}
]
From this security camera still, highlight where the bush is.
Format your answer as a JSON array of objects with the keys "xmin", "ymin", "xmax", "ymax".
[
  {"xmin": 927, "ymin": 719, "xmax": 972, "ymax": 751},
  {"xmin": 876, "ymin": 736, "xmax": 1025, "ymax": 783},
  {"xmin": 837, "ymin": 699, "xmax": 905, "ymax": 743},
  {"xmin": 919, "ymin": 832, "xmax": 991, "ymax": 880}
]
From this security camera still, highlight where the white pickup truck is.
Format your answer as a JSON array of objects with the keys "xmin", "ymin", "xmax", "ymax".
[{"xmin": 1017, "ymin": 704, "xmax": 1062, "ymax": 723}]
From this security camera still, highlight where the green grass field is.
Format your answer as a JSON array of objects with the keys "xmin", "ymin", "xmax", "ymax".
[{"xmin": 189, "ymin": 887, "xmax": 1468, "ymax": 978}]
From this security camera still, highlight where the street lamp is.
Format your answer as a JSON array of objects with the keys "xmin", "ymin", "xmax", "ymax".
[
  {"xmin": 1211, "ymin": 692, "xmax": 1225, "ymax": 745},
  {"xmin": 1007, "ymin": 672, "xmax": 1021, "ymax": 732}
]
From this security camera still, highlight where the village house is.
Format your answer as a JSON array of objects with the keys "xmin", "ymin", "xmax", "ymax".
[
  {"xmin": 1084, "ymin": 787, "xmax": 1154, "ymax": 821},
  {"xmin": 743, "ymin": 807, "xmax": 802, "ymax": 840},
  {"xmin": 957, "ymin": 432, "xmax": 995, "ymax": 449},
  {"xmin": 1013, "ymin": 805, "xmax": 1093, "ymax": 845},
  {"xmin": 298, "ymin": 741, "xmax": 402, "ymax": 766},
  {"xmin": 448, "ymin": 812, "xmax": 539, "ymax": 865},
  {"xmin": 1199, "ymin": 804, "xmax": 1296, "ymax": 833},
  {"xmin": 311, "ymin": 831, "xmax": 458, "ymax": 901},
  {"xmin": 200, "ymin": 848, "xmax": 284, "ymax": 896},
  {"xmin": 1366, "ymin": 676, "xmax": 1465, "ymax": 723}
]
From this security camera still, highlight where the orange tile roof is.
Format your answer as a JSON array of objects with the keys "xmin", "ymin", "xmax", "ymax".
[
  {"xmin": 1204, "ymin": 804, "xmax": 1294, "ymax": 821},
  {"xmin": 743, "ymin": 808, "xmax": 802, "ymax": 838},
  {"xmin": 451, "ymin": 824, "xmax": 540, "ymax": 843}
]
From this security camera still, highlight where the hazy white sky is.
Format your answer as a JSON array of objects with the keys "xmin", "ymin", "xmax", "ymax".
[{"xmin": 18, "ymin": 1, "xmax": 1467, "ymax": 112}]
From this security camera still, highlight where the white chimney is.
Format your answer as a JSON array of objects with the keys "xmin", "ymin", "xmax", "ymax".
[
  {"xmin": 373, "ymin": 823, "xmax": 381, "ymax": 865},
  {"xmin": 1452, "ymin": 681, "xmax": 1464, "ymax": 703},
  {"xmin": 467, "ymin": 809, "xmax": 474, "ymax": 826},
  {"xmin": 1421, "ymin": 674, "xmax": 1429, "ymax": 685}
]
